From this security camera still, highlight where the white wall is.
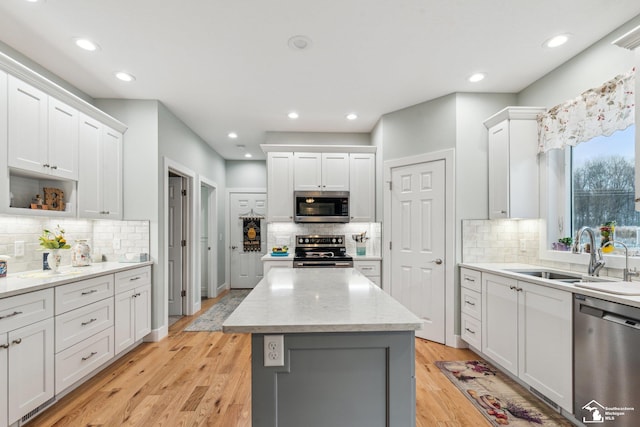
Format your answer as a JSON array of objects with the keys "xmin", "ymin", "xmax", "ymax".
[
  {"xmin": 265, "ymin": 131, "xmax": 370, "ymax": 146},
  {"xmin": 226, "ymin": 160, "xmax": 267, "ymax": 188}
]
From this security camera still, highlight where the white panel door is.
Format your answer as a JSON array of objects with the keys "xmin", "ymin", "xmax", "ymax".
[
  {"xmin": 390, "ymin": 160, "xmax": 445, "ymax": 342},
  {"xmin": 230, "ymin": 193, "xmax": 267, "ymax": 288},
  {"xmin": 168, "ymin": 176, "xmax": 184, "ymax": 316}
]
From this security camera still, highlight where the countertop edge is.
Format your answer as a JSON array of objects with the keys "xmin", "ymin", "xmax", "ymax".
[{"xmin": 222, "ymin": 322, "xmax": 423, "ymax": 334}]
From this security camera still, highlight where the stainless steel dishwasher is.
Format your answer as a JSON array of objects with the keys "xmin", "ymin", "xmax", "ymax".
[{"xmin": 574, "ymin": 294, "xmax": 640, "ymax": 426}]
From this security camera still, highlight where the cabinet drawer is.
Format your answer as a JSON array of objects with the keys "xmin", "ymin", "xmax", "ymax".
[
  {"xmin": 55, "ymin": 275, "xmax": 114, "ymax": 314},
  {"xmin": 354, "ymin": 261, "xmax": 381, "ymax": 277},
  {"xmin": 115, "ymin": 266, "xmax": 151, "ymax": 294},
  {"xmin": 460, "ymin": 268, "xmax": 481, "ymax": 292},
  {"xmin": 461, "ymin": 314, "xmax": 482, "ymax": 350},
  {"xmin": 0, "ymin": 289, "xmax": 54, "ymax": 333},
  {"xmin": 55, "ymin": 326, "xmax": 114, "ymax": 394},
  {"xmin": 55, "ymin": 298, "xmax": 114, "ymax": 353},
  {"xmin": 461, "ymin": 287, "xmax": 481, "ymax": 320}
]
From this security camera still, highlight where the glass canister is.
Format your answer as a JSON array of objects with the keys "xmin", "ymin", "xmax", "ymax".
[{"xmin": 71, "ymin": 240, "xmax": 91, "ymax": 267}]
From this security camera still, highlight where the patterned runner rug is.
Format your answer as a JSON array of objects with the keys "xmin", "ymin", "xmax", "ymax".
[
  {"xmin": 184, "ymin": 289, "xmax": 251, "ymax": 331},
  {"xmin": 435, "ymin": 360, "xmax": 573, "ymax": 426}
]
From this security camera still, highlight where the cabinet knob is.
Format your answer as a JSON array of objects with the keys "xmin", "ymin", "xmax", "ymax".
[
  {"xmin": 0, "ymin": 344, "xmax": 8, "ymax": 350},
  {"xmin": 50, "ymin": 165, "xmax": 58, "ymax": 170},
  {"xmin": 43, "ymin": 163, "xmax": 50, "ymax": 168},
  {"xmin": 12, "ymin": 338, "xmax": 22, "ymax": 345}
]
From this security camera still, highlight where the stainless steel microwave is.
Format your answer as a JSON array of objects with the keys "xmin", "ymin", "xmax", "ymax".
[{"xmin": 294, "ymin": 191, "xmax": 349, "ymax": 223}]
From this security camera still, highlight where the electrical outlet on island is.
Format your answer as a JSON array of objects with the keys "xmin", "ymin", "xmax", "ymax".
[{"xmin": 263, "ymin": 335, "xmax": 284, "ymax": 367}]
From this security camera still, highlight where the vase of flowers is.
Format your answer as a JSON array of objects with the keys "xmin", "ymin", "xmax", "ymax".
[
  {"xmin": 600, "ymin": 221, "xmax": 615, "ymax": 253},
  {"xmin": 39, "ymin": 225, "xmax": 70, "ymax": 273}
]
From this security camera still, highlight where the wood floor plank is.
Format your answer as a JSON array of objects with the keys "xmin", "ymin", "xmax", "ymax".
[{"xmin": 30, "ymin": 292, "xmax": 493, "ymax": 427}]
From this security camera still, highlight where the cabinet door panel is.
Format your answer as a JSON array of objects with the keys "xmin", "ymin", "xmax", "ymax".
[
  {"xmin": 488, "ymin": 120, "xmax": 509, "ymax": 218},
  {"xmin": 321, "ymin": 153, "xmax": 349, "ymax": 191},
  {"xmin": 518, "ymin": 282, "xmax": 572, "ymax": 411},
  {"xmin": 267, "ymin": 152, "xmax": 294, "ymax": 221},
  {"xmin": 134, "ymin": 285, "xmax": 152, "ymax": 340},
  {"xmin": 349, "ymin": 153, "xmax": 374, "ymax": 221},
  {"xmin": 482, "ymin": 273, "xmax": 518, "ymax": 375},
  {"xmin": 293, "ymin": 152, "xmax": 321, "ymax": 191},
  {"xmin": 7, "ymin": 76, "xmax": 48, "ymax": 174},
  {"xmin": 0, "ymin": 334, "xmax": 7, "ymax": 427},
  {"xmin": 8, "ymin": 318, "xmax": 54, "ymax": 424},
  {"xmin": 114, "ymin": 290, "xmax": 135, "ymax": 355},
  {"xmin": 48, "ymin": 98, "xmax": 79, "ymax": 180},
  {"xmin": 78, "ymin": 114, "xmax": 102, "ymax": 217},
  {"xmin": 101, "ymin": 128, "xmax": 123, "ymax": 219}
]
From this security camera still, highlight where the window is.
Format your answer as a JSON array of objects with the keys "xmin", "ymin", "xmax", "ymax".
[{"xmin": 570, "ymin": 125, "xmax": 638, "ymax": 248}]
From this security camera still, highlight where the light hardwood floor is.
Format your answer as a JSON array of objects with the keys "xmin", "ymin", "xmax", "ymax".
[{"xmin": 31, "ymin": 292, "xmax": 490, "ymax": 427}]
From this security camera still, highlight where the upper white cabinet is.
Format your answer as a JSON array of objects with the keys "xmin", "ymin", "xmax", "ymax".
[
  {"xmin": 349, "ymin": 153, "xmax": 375, "ymax": 222},
  {"xmin": 78, "ymin": 113, "xmax": 123, "ymax": 219},
  {"xmin": 294, "ymin": 152, "xmax": 349, "ymax": 191},
  {"xmin": 267, "ymin": 152, "xmax": 294, "ymax": 222},
  {"xmin": 483, "ymin": 107, "xmax": 545, "ymax": 219},
  {"xmin": 7, "ymin": 76, "xmax": 79, "ymax": 180}
]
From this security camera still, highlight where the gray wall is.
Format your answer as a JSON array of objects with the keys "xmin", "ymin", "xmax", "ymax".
[
  {"xmin": 265, "ymin": 131, "xmax": 370, "ymax": 146},
  {"xmin": 226, "ymin": 160, "xmax": 267, "ymax": 188}
]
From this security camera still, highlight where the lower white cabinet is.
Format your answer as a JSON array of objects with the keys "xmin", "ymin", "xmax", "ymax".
[
  {"xmin": 481, "ymin": 272, "xmax": 573, "ymax": 412},
  {"xmin": 354, "ymin": 260, "xmax": 381, "ymax": 287},
  {"xmin": 0, "ymin": 289, "xmax": 55, "ymax": 427},
  {"xmin": 114, "ymin": 268, "xmax": 151, "ymax": 355},
  {"xmin": 263, "ymin": 259, "xmax": 293, "ymax": 275}
]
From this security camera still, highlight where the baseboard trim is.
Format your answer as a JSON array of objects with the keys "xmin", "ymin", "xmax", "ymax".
[{"xmin": 146, "ymin": 325, "xmax": 168, "ymax": 342}]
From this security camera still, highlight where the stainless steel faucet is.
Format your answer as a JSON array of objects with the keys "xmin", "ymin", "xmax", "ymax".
[
  {"xmin": 572, "ymin": 226, "xmax": 606, "ymax": 276},
  {"xmin": 601, "ymin": 240, "xmax": 640, "ymax": 282}
]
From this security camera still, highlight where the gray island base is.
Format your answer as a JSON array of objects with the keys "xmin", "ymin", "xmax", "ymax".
[{"xmin": 223, "ymin": 268, "xmax": 423, "ymax": 427}]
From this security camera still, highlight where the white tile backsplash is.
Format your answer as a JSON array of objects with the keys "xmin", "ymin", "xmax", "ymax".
[
  {"xmin": 462, "ymin": 219, "xmax": 540, "ymax": 264},
  {"xmin": 0, "ymin": 215, "xmax": 150, "ymax": 274}
]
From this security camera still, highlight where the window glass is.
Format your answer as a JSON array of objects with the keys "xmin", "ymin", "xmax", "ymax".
[{"xmin": 571, "ymin": 125, "xmax": 638, "ymax": 248}]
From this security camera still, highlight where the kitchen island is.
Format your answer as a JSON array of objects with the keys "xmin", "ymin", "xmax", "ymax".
[{"xmin": 222, "ymin": 267, "xmax": 422, "ymax": 427}]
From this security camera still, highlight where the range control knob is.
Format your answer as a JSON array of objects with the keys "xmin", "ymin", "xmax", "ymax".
[
  {"xmin": 332, "ymin": 238, "xmax": 337, "ymax": 243},
  {"xmin": 298, "ymin": 238, "xmax": 304, "ymax": 244},
  {"xmin": 305, "ymin": 238, "xmax": 309, "ymax": 243},
  {"xmin": 337, "ymin": 238, "xmax": 342, "ymax": 243}
]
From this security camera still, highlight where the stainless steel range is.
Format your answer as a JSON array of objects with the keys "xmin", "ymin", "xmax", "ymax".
[{"xmin": 293, "ymin": 235, "xmax": 354, "ymax": 268}]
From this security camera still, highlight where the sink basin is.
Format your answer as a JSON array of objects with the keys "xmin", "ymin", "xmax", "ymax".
[{"xmin": 505, "ymin": 269, "xmax": 617, "ymax": 284}]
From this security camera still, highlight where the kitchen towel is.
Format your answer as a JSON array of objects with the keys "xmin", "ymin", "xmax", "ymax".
[{"xmin": 243, "ymin": 217, "xmax": 261, "ymax": 252}]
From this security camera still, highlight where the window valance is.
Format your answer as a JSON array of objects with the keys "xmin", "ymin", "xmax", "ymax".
[{"xmin": 537, "ymin": 68, "xmax": 635, "ymax": 153}]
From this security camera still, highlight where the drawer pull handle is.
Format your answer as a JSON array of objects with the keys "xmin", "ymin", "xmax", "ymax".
[
  {"xmin": 465, "ymin": 300, "xmax": 476, "ymax": 306},
  {"xmin": 0, "ymin": 311, "xmax": 22, "ymax": 320},
  {"xmin": 509, "ymin": 285, "xmax": 517, "ymax": 290},
  {"xmin": 82, "ymin": 351, "xmax": 98, "ymax": 361},
  {"xmin": 81, "ymin": 289, "xmax": 98, "ymax": 296},
  {"xmin": 132, "ymin": 292, "xmax": 141, "ymax": 298},
  {"xmin": 81, "ymin": 318, "xmax": 98, "ymax": 326},
  {"xmin": 464, "ymin": 278, "xmax": 475, "ymax": 283},
  {"xmin": 361, "ymin": 267, "xmax": 374, "ymax": 270},
  {"xmin": 465, "ymin": 328, "xmax": 476, "ymax": 335},
  {"xmin": 129, "ymin": 277, "xmax": 141, "ymax": 281},
  {"xmin": 12, "ymin": 338, "xmax": 22, "ymax": 345},
  {"xmin": 0, "ymin": 344, "xmax": 9, "ymax": 349}
]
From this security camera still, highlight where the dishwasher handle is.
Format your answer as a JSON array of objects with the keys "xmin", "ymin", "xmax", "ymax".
[{"xmin": 581, "ymin": 302, "xmax": 640, "ymax": 330}]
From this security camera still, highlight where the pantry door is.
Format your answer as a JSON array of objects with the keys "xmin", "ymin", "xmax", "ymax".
[
  {"xmin": 229, "ymin": 192, "xmax": 267, "ymax": 289},
  {"xmin": 389, "ymin": 159, "xmax": 446, "ymax": 343}
]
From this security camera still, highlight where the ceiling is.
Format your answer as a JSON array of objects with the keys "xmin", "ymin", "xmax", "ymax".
[{"xmin": 1, "ymin": 1, "xmax": 640, "ymax": 160}]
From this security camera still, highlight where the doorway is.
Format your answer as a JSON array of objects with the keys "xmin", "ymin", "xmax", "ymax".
[
  {"xmin": 200, "ymin": 177, "xmax": 218, "ymax": 299},
  {"xmin": 383, "ymin": 149, "xmax": 456, "ymax": 346},
  {"xmin": 168, "ymin": 172, "xmax": 187, "ymax": 317},
  {"xmin": 228, "ymin": 191, "xmax": 267, "ymax": 289}
]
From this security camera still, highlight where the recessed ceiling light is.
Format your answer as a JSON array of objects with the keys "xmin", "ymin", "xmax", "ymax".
[
  {"xmin": 288, "ymin": 35, "xmax": 313, "ymax": 51},
  {"xmin": 228, "ymin": 132, "xmax": 238, "ymax": 139},
  {"xmin": 244, "ymin": 153, "xmax": 253, "ymax": 158},
  {"xmin": 468, "ymin": 72, "xmax": 486, "ymax": 83},
  {"xmin": 115, "ymin": 71, "xmax": 135, "ymax": 82},
  {"xmin": 346, "ymin": 113, "xmax": 358, "ymax": 121},
  {"xmin": 288, "ymin": 111, "xmax": 299, "ymax": 119},
  {"xmin": 74, "ymin": 38, "xmax": 99, "ymax": 52},
  {"xmin": 24, "ymin": 0, "xmax": 42, "ymax": 3},
  {"xmin": 544, "ymin": 34, "xmax": 571, "ymax": 48}
]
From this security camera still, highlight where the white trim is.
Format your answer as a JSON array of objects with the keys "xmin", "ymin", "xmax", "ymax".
[
  {"xmin": 163, "ymin": 157, "xmax": 198, "ymax": 331},
  {"xmin": 145, "ymin": 325, "xmax": 168, "ymax": 343},
  {"xmin": 225, "ymin": 188, "xmax": 267, "ymax": 289},
  {"xmin": 383, "ymin": 149, "xmax": 456, "ymax": 347},
  {"xmin": 199, "ymin": 176, "xmax": 219, "ymax": 299},
  {"xmin": 261, "ymin": 144, "xmax": 376, "ymax": 154}
]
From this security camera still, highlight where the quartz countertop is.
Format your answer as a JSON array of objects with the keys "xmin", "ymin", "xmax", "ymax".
[
  {"xmin": 0, "ymin": 261, "xmax": 153, "ymax": 299},
  {"xmin": 460, "ymin": 262, "xmax": 640, "ymax": 309},
  {"xmin": 260, "ymin": 253, "xmax": 295, "ymax": 261},
  {"xmin": 222, "ymin": 267, "xmax": 422, "ymax": 334}
]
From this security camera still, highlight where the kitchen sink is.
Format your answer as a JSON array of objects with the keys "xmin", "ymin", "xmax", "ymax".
[{"xmin": 505, "ymin": 269, "xmax": 617, "ymax": 284}]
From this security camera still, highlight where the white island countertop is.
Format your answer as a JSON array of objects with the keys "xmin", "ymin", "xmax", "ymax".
[{"xmin": 223, "ymin": 267, "xmax": 423, "ymax": 334}]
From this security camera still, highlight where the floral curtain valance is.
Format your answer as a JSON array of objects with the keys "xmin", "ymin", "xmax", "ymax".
[{"xmin": 537, "ymin": 68, "xmax": 636, "ymax": 153}]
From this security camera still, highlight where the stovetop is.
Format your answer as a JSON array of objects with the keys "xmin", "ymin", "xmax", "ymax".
[{"xmin": 294, "ymin": 234, "xmax": 352, "ymax": 261}]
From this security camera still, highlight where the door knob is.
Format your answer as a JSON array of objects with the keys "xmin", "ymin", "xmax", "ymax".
[
  {"xmin": 231, "ymin": 245, "xmax": 238, "ymax": 250},
  {"xmin": 430, "ymin": 258, "xmax": 443, "ymax": 265}
]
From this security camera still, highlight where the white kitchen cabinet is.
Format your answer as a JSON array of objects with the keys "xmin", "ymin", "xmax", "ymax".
[
  {"xmin": 114, "ymin": 267, "xmax": 152, "ymax": 355},
  {"xmin": 349, "ymin": 153, "xmax": 375, "ymax": 222},
  {"xmin": 0, "ymin": 289, "xmax": 55, "ymax": 427},
  {"xmin": 78, "ymin": 113, "xmax": 123, "ymax": 219},
  {"xmin": 460, "ymin": 268, "xmax": 482, "ymax": 350},
  {"xmin": 7, "ymin": 75, "xmax": 79, "ymax": 180},
  {"xmin": 354, "ymin": 260, "xmax": 381, "ymax": 287},
  {"xmin": 294, "ymin": 152, "xmax": 349, "ymax": 191},
  {"xmin": 481, "ymin": 272, "xmax": 572, "ymax": 412},
  {"xmin": 483, "ymin": 107, "xmax": 545, "ymax": 219},
  {"xmin": 266, "ymin": 152, "xmax": 294, "ymax": 222}
]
